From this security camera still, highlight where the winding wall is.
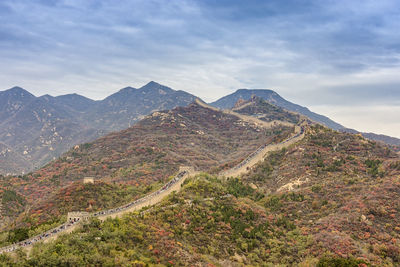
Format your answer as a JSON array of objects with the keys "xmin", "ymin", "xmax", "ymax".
[{"xmin": 0, "ymin": 167, "xmax": 195, "ymax": 254}]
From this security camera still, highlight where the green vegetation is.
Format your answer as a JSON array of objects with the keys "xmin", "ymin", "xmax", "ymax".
[
  {"xmin": 317, "ymin": 256, "xmax": 368, "ymax": 267},
  {"xmin": 1, "ymin": 104, "xmax": 399, "ymax": 266},
  {"xmin": 0, "ymin": 189, "xmax": 26, "ymax": 217},
  {"xmin": 6, "ymin": 228, "xmax": 29, "ymax": 244},
  {"xmin": 0, "ymin": 175, "xmax": 314, "ymax": 266},
  {"xmin": 4, "ymin": 167, "xmax": 397, "ymax": 265},
  {"xmin": 2, "ymin": 190, "xmax": 25, "ymax": 204},
  {"xmin": 0, "ymin": 180, "xmax": 166, "ymax": 247},
  {"xmin": 364, "ymin": 159, "xmax": 383, "ymax": 177}
]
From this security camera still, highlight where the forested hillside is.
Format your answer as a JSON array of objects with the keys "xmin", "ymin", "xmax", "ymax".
[
  {"xmin": 1, "ymin": 100, "xmax": 399, "ymax": 266},
  {"xmin": 0, "ymin": 101, "xmax": 293, "ymax": 235}
]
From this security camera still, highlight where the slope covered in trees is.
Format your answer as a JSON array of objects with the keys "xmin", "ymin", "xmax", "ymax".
[
  {"xmin": 1, "ymin": 123, "xmax": 399, "ymax": 265},
  {"xmin": 2, "ymin": 97, "xmax": 399, "ymax": 265},
  {"xmin": 0, "ymin": 101, "xmax": 293, "ymax": 234}
]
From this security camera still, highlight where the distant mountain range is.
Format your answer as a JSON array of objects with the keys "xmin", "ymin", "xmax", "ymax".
[
  {"xmin": 1, "ymin": 82, "xmax": 399, "ymax": 175},
  {"xmin": 0, "ymin": 82, "xmax": 196, "ymax": 175}
]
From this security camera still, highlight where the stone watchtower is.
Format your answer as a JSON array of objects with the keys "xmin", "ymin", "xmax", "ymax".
[
  {"xmin": 83, "ymin": 177, "xmax": 94, "ymax": 184},
  {"xmin": 67, "ymin": 211, "xmax": 91, "ymax": 222}
]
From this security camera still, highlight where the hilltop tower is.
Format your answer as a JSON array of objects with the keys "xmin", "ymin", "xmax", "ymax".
[{"xmin": 67, "ymin": 211, "xmax": 90, "ymax": 222}]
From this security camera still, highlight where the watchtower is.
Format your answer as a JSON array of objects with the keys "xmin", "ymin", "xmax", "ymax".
[
  {"xmin": 67, "ymin": 211, "xmax": 91, "ymax": 222},
  {"xmin": 83, "ymin": 177, "xmax": 94, "ymax": 184},
  {"xmin": 179, "ymin": 166, "xmax": 195, "ymax": 173}
]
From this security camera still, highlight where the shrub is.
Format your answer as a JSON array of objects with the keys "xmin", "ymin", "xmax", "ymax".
[
  {"xmin": 311, "ymin": 185, "xmax": 322, "ymax": 193},
  {"xmin": 365, "ymin": 159, "xmax": 383, "ymax": 178},
  {"xmin": 317, "ymin": 256, "xmax": 368, "ymax": 267}
]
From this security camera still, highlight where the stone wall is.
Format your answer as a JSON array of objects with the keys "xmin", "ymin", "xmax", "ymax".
[{"xmin": 67, "ymin": 211, "xmax": 90, "ymax": 222}]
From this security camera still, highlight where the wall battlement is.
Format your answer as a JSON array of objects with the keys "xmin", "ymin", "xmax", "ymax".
[
  {"xmin": 67, "ymin": 211, "xmax": 90, "ymax": 222},
  {"xmin": 83, "ymin": 177, "xmax": 94, "ymax": 184}
]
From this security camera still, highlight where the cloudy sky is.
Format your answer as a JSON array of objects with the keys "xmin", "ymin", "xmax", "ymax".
[{"xmin": 1, "ymin": 0, "xmax": 399, "ymax": 137}]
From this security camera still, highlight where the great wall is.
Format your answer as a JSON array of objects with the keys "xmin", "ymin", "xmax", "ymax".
[
  {"xmin": 0, "ymin": 167, "xmax": 195, "ymax": 254},
  {"xmin": 0, "ymin": 100, "xmax": 307, "ymax": 254}
]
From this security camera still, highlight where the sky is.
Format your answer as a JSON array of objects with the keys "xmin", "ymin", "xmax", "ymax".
[{"xmin": 0, "ymin": 0, "xmax": 399, "ymax": 137}]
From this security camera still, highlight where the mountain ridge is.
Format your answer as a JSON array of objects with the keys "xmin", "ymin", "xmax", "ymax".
[
  {"xmin": 0, "ymin": 100, "xmax": 293, "ymax": 230},
  {"xmin": 210, "ymin": 88, "xmax": 344, "ymax": 129},
  {"xmin": 210, "ymin": 88, "xmax": 400, "ymax": 146},
  {"xmin": 0, "ymin": 82, "xmax": 197, "ymax": 175},
  {"xmin": 0, "ymin": 99, "xmax": 398, "ymax": 265},
  {"xmin": 1, "ymin": 83, "xmax": 399, "ymax": 175}
]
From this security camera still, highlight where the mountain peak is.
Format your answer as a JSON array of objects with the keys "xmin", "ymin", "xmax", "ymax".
[
  {"xmin": 9, "ymin": 86, "xmax": 25, "ymax": 91},
  {"xmin": 56, "ymin": 93, "xmax": 94, "ymax": 101},
  {"xmin": 40, "ymin": 94, "xmax": 53, "ymax": 98},
  {"xmin": 140, "ymin": 81, "xmax": 173, "ymax": 92},
  {"xmin": 3, "ymin": 86, "xmax": 35, "ymax": 97},
  {"xmin": 146, "ymin": 81, "xmax": 160, "ymax": 86},
  {"xmin": 144, "ymin": 81, "xmax": 162, "ymax": 87},
  {"xmin": 117, "ymin": 86, "xmax": 136, "ymax": 93},
  {"xmin": 211, "ymin": 88, "xmax": 344, "ymax": 130},
  {"xmin": 237, "ymin": 88, "xmax": 274, "ymax": 93}
]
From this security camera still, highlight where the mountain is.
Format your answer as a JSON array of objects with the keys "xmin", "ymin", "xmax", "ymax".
[
  {"xmin": 1, "ymin": 82, "xmax": 398, "ymax": 176},
  {"xmin": 341, "ymin": 128, "xmax": 400, "ymax": 148},
  {"xmin": 0, "ymin": 93, "xmax": 104, "ymax": 175},
  {"xmin": 1, "ymin": 96, "xmax": 400, "ymax": 265},
  {"xmin": 0, "ymin": 100, "xmax": 293, "ymax": 228},
  {"xmin": 85, "ymin": 81, "xmax": 197, "ymax": 131},
  {"xmin": 362, "ymin": 132, "xmax": 400, "ymax": 147},
  {"xmin": 1, "ymin": 112, "xmax": 399, "ymax": 265},
  {"xmin": 211, "ymin": 88, "xmax": 344, "ymax": 130},
  {"xmin": 211, "ymin": 88, "xmax": 400, "ymax": 148},
  {"xmin": 54, "ymin": 93, "xmax": 97, "ymax": 112},
  {"xmin": 0, "ymin": 87, "xmax": 36, "ymax": 122},
  {"xmin": 232, "ymin": 95, "xmax": 301, "ymax": 124},
  {"xmin": 0, "ymin": 82, "xmax": 197, "ymax": 175},
  {"xmin": 0, "ymin": 142, "xmax": 33, "ymax": 175}
]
